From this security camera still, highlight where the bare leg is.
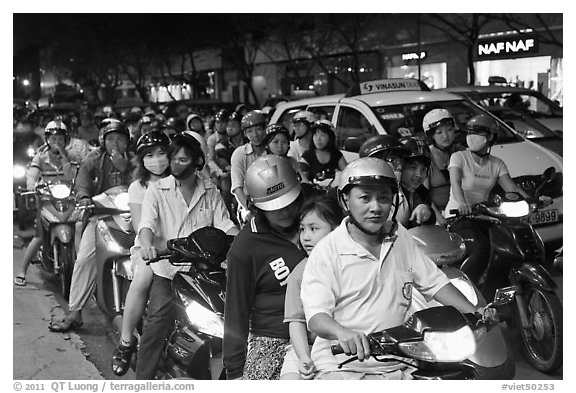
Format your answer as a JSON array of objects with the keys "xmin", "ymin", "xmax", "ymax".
[
  {"xmin": 120, "ymin": 263, "xmax": 154, "ymax": 343},
  {"xmin": 16, "ymin": 236, "xmax": 42, "ymax": 278}
]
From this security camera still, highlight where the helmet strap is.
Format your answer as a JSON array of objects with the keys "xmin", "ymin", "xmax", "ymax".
[{"xmin": 342, "ymin": 192, "xmax": 400, "ymax": 240}]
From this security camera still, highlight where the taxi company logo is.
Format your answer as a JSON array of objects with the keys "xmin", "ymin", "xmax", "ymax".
[
  {"xmin": 361, "ymin": 79, "xmax": 420, "ymax": 94},
  {"xmin": 267, "ymin": 182, "xmax": 285, "ymax": 195},
  {"xmin": 478, "ymin": 38, "xmax": 535, "ymax": 56}
]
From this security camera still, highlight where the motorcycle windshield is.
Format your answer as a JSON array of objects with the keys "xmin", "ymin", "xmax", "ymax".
[{"xmin": 173, "ymin": 270, "xmax": 226, "ymax": 315}]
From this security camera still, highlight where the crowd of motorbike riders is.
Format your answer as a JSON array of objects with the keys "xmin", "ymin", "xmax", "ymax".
[{"xmin": 12, "ymin": 99, "xmax": 553, "ymax": 380}]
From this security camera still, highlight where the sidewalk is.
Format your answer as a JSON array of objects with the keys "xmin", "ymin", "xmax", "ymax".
[{"xmin": 13, "ymin": 248, "xmax": 103, "ymax": 380}]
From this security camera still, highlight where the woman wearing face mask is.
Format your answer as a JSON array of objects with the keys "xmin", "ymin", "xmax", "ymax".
[
  {"xmin": 444, "ymin": 114, "xmax": 529, "ymax": 283},
  {"xmin": 111, "ymin": 131, "xmax": 171, "ymax": 376}
]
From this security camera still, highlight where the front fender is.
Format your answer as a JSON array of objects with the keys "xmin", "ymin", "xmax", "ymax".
[
  {"xmin": 514, "ymin": 262, "xmax": 557, "ymax": 291},
  {"xmin": 50, "ymin": 224, "xmax": 75, "ymax": 244}
]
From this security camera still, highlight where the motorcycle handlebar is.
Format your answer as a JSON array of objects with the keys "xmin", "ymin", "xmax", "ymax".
[{"xmin": 145, "ymin": 250, "xmax": 173, "ymax": 265}]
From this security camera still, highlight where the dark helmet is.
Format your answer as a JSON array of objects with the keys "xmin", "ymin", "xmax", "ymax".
[
  {"xmin": 164, "ymin": 117, "xmax": 186, "ymax": 133},
  {"xmin": 228, "ymin": 111, "xmax": 243, "ymax": 124},
  {"xmin": 241, "ymin": 110, "xmax": 266, "ymax": 130},
  {"xmin": 44, "ymin": 120, "xmax": 69, "ymax": 144},
  {"xmin": 399, "ymin": 136, "xmax": 432, "ymax": 167},
  {"xmin": 466, "ymin": 114, "xmax": 499, "ymax": 138},
  {"xmin": 214, "ymin": 109, "xmax": 231, "ymax": 123},
  {"xmin": 171, "ymin": 131, "xmax": 206, "ymax": 170},
  {"xmin": 358, "ymin": 134, "xmax": 410, "ymax": 159},
  {"xmin": 136, "ymin": 130, "xmax": 170, "ymax": 154},
  {"xmin": 99, "ymin": 120, "xmax": 130, "ymax": 146},
  {"xmin": 186, "ymin": 113, "xmax": 203, "ymax": 130},
  {"xmin": 264, "ymin": 123, "xmax": 290, "ymax": 146}
]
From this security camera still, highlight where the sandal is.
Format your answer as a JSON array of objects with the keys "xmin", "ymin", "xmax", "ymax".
[
  {"xmin": 14, "ymin": 276, "xmax": 26, "ymax": 286},
  {"xmin": 112, "ymin": 339, "xmax": 137, "ymax": 376},
  {"xmin": 48, "ymin": 318, "xmax": 83, "ymax": 333}
]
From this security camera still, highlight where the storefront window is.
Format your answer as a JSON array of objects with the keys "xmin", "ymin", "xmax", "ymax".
[
  {"xmin": 388, "ymin": 63, "xmax": 447, "ymax": 89},
  {"xmin": 474, "ymin": 56, "xmax": 551, "ymax": 91}
]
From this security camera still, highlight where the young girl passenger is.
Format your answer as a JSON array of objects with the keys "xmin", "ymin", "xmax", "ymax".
[
  {"xmin": 300, "ymin": 120, "xmax": 347, "ymax": 185},
  {"xmin": 264, "ymin": 123, "xmax": 305, "ymax": 181},
  {"xmin": 111, "ymin": 131, "xmax": 171, "ymax": 376},
  {"xmin": 280, "ymin": 195, "xmax": 344, "ymax": 380}
]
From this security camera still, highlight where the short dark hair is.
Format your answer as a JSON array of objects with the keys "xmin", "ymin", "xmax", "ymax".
[
  {"xmin": 169, "ymin": 135, "xmax": 205, "ymax": 170},
  {"xmin": 299, "ymin": 194, "xmax": 343, "ymax": 230}
]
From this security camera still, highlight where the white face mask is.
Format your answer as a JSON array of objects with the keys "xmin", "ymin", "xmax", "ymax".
[
  {"xmin": 466, "ymin": 134, "xmax": 488, "ymax": 152},
  {"xmin": 143, "ymin": 156, "xmax": 169, "ymax": 176}
]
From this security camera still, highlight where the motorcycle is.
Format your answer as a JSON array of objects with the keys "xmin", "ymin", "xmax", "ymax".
[
  {"xmin": 21, "ymin": 180, "xmax": 81, "ymax": 299},
  {"xmin": 408, "ymin": 224, "xmax": 515, "ymax": 379},
  {"xmin": 13, "ymin": 144, "xmax": 39, "ymax": 230},
  {"xmin": 144, "ymin": 227, "xmax": 234, "ymax": 379},
  {"xmin": 86, "ymin": 186, "xmax": 136, "ymax": 325},
  {"xmin": 447, "ymin": 167, "xmax": 562, "ymax": 374},
  {"xmin": 331, "ymin": 303, "xmax": 511, "ymax": 380}
]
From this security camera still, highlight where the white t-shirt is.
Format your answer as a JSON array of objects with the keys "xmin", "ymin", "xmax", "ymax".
[
  {"xmin": 444, "ymin": 150, "xmax": 508, "ymax": 216},
  {"xmin": 301, "ymin": 218, "xmax": 450, "ymax": 373}
]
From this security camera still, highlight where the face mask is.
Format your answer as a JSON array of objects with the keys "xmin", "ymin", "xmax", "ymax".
[
  {"xmin": 143, "ymin": 156, "xmax": 169, "ymax": 176},
  {"xmin": 467, "ymin": 134, "xmax": 488, "ymax": 152},
  {"xmin": 171, "ymin": 161, "xmax": 196, "ymax": 180}
]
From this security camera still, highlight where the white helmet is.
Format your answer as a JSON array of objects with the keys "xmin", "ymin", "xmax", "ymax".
[
  {"xmin": 422, "ymin": 108, "xmax": 455, "ymax": 134},
  {"xmin": 292, "ymin": 110, "xmax": 316, "ymax": 125}
]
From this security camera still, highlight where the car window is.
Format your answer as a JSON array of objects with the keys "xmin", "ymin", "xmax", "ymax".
[
  {"xmin": 371, "ymin": 100, "xmax": 522, "ymax": 145},
  {"xmin": 308, "ymin": 105, "xmax": 336, "ymax": 122},
  {"xmin": 335, "ymin": 106, "xmax": 378, "ymax": 151},
  {"xmin": 276, "ymin": 105, "xmax": 307, "ymax": 136},
  {"xmin": 476, "ymin": 92, "xmax": 562, "ymax": 118}
]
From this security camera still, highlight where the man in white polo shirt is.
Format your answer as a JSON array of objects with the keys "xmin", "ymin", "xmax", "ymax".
[{"xmin": 301, "ymin": 157, "xmax": 480, "ymax": 380}]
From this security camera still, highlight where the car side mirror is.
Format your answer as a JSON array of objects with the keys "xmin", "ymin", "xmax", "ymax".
[{"xmin": 343, "ymin": 137, "xmax": 363, "ymax": 153}]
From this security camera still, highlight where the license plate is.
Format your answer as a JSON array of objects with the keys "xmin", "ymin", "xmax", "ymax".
[{"xmin": 528, "ymin": 209, "xmax": 559, "ymax": 225}]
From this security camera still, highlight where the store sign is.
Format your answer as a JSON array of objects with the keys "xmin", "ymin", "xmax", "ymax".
[
  {"xmin": 402, "ymin": 51, "xmax": 427, "ymax": 61},
  {"xmin": 476, "ymin": 34, "xmax": 539, "ymax": 60}
]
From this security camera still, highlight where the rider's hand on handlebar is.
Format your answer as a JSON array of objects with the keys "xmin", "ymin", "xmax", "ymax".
[
  {"xmin": 139, "ymin": 246, "xmax": 158, "ymax": 262},
  {"xmin": 336, "ymin": 330, "xmax": 371, "ymax": 361},
  {"xmin": 477, "ymin": 305, "xmax": 498, "ymax": 326},
  {"xmin": 410, "ymin": 204, "xmax": 432, "ymax": 224},
  {"xmin": 456, "ymin": 201, "xmax": 472, "ymax": 216}
]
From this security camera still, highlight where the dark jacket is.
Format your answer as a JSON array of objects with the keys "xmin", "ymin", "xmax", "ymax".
[
  {"xmin": 223, "ymin": 215, "xmax": 306, "ymax": 379},
  {"xmin": 74, "ymin": 149, "xmax": 133, "ymax": 201}
]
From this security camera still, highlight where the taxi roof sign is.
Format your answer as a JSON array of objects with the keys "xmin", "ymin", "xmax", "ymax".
[{"xmin": 359, "ymin": 79, "xmax": 427, "ymax": 95}]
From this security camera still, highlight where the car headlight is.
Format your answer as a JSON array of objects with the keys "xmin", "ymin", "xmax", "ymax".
[
  {"xmin": 13, "ymin": 164, "xmax": 26, "ymax": 179},
  {"xmin": 177, "ymin": 293, "xmax": 224, "ymax": 338},
  {"xmin": 450, "ymin": 275, "xmax": 478, "ymax": 306},
  {"xmin": 399, "ymin": 325, "xmax": 477, "ymax": 362},
  {"xmin": 96, "ymin": 220, "xmax": 129, "ymax": 254},
  {"xmin": 113, "ymin": 192, "xmax": 130, "ymax": 211},
  {"xmin": 487, "ymin": 200, "xmax": 530, "ymax": 217},
  {"xmin": 49, "ymin": 184, "xmax": 71, "ymax": 199}
]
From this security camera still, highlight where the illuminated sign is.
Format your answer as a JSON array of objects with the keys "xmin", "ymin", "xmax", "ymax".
[
  {"xmin": 402, "ymin": 51, "xmax": 427, "ymax": 61},
  {"xmin": 476, "ymin": 34, "xmax": 539, "ymax": 60},
  {"xmin": 360, "ymin": 79, "xmax": 423, "ymax": 94}
]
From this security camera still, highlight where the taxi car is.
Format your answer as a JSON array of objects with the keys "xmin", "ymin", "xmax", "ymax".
[{"xmin": 270, "ymin": 79, "xmax": 563, "ymax": 243}]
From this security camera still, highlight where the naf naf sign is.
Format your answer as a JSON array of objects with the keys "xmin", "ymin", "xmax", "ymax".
[{"xmin": 476, "ymin": 34, "xmax": 539, "ymax": 60}]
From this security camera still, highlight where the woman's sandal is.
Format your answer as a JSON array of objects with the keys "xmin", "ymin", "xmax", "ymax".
[
  {"xmin": 48, "ymin": 318, "xmax": 83, "ymax": 333},
  {"xmin": 112, "ymin": 339, "xmax": 137, "ymax": 376}
]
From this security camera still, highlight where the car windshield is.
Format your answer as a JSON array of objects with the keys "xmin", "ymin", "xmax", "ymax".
[
  {"xmin": 476, "ymin": 91, "xmax": 562, "ymax": 118},
  {"xmin": 371, "ymin": 100, "xmax": 522, "ymax": 144},
  {"xmin": 485, "ymin": 106, "xmax": 558, "ymax": 140}
]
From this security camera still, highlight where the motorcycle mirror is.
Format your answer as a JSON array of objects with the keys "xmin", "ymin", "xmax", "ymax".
[
  {"xmin": 492, "ymin": 286, "xmax": 516, "ymax": 307},
  {"xmin": 541, "ymin": 167, "xmax": 557, "ymax": 184}
]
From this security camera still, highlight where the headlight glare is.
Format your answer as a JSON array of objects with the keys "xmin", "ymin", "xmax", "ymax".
[
  {"xmin": 13, "ymin": 165, "xmax": 27, "ymax": 179},
  {"xmin": 50, "ymin": 184, "xmax": 71, "ymax": 199},
  {"xmin": 399, "ymin": 326, "xmax": 477, "ymax": 362},
  {"xmin": 179, "ymin": 296, "xmax": 224, "ymax": 338},
  {"xmin": 487, "ymin": 201, "xmax": 530, "ymax": 217}
]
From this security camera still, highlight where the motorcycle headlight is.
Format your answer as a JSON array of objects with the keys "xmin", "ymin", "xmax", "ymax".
[
  {"xmin": 450, "ymin": 275, "xmax": 478, "ymax": 306},
  {"xmin": 177, "ymin": 293, "xmax": 224, "ymax": 338},
  {"xmin": 113, "ymin": 192, "xmax": 130, "ymax": 211},
  {"xmin": 487, "ymin": 200, "xmax": 530, "ymax": 217},
  {"xmin": 27, "ymin": 147, "xmax": 36, "ymax": 158},
  {"xmin": 96, "ymin": 220, "xmax": 129, "ymax": 254},
  {"xmin": 399, "ymin": 325, "xmax": 477, "ymax": 362},
  {"xmin": 13, "ymin": 164, "xmax": 27, "ymax": 179},
  {"xmin": 49, "ymin": 184, "xmax": 71, "ymax": 199}
]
